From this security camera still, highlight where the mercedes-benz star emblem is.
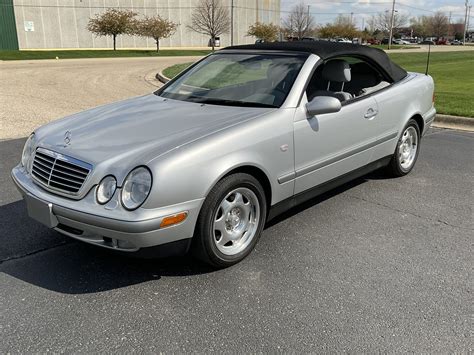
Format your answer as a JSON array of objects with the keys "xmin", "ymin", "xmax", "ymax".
[{"xmin": 64, "ymin": 131, "xmax": 72, "ymax": 146}]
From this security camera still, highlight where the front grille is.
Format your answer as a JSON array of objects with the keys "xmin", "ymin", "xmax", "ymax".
[{"xmin": 31, "ymin": 148, "xmax": 92, "ymax": 195}]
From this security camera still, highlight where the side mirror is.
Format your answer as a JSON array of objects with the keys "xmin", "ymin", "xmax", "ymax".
[{"xmin": 306, "ymin": 96, "xmax": 342, "ymax": 116}]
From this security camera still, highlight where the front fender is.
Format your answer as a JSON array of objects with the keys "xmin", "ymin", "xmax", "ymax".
[{"xmin": 143, "ymin": 109, "xmax": 296, "ymax": 209}]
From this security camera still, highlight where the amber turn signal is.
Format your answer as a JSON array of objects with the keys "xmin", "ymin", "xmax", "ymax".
[{"xmin": 160, "ymin": 212, "xmax": 188, "ymax": 228}]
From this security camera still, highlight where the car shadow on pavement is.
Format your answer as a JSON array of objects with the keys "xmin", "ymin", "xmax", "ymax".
[
  {"xmin": 266, "ymin": 177, "xmax": 367, "ymax": 228},
  {"xmin": 0, "ymin": 178, "xmax": 368, "ymax": 295},
  {"xmin": 0, "ymin": 199, "xmax": 215, "ymax": 295}
]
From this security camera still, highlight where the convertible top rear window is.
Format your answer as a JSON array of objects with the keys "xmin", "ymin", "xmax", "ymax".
[{"xmin": 158, "ymin": 53, "xmax": 307, "ymax": 108}]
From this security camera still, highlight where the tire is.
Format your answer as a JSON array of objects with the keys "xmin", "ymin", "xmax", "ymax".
[
  {"xmin": 386, "ymin": 119, "xmax": 421, "ymax": 177},
  {"xmin": 192, "ymin": 173, "xmax": 267, "ymax": 268}
]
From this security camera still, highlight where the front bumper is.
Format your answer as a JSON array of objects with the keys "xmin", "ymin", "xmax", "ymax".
[{"xmin": 11, "ymin": 165, "xmax": 203, "ymax": 254}]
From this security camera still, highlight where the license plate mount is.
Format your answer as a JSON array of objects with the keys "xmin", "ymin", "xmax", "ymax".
[{"xmin": 25, "ymin": 194, "xmax": 58, "ymax": 228}]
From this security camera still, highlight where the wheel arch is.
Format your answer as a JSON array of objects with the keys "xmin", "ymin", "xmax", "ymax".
[
  {"xmin": 410, "ymin": 113, "xmax": 425, "ymax": 134},
  {"xmin": 220, "ymin": 165, "xmax": 273, "ymax": 210}
]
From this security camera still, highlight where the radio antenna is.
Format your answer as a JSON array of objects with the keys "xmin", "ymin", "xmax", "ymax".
[{"xmin": 425, "ymin": 43, "xmax": 431, "ymax": 75}]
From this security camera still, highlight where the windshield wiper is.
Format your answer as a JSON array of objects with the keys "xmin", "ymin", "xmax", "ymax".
[{"xmin": 192, "ymin": 98, "xmax": 277, "ymax": 108}]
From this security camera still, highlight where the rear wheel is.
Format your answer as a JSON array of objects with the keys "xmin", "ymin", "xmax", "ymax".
[
  {"xmin": 192, "ymin": 173, "xmax": 267, "ymax": 268},
  {"xmin": 386, "ymin": 119, "xmax": 421, "ymax": 177}
]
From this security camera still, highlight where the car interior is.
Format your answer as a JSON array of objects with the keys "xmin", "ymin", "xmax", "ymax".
[{"xmin": 306, "ymin": 57, "xmax": 391, "ymax": 103}]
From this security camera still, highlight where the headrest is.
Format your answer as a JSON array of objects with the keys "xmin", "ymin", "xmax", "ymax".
[{"xmin": 322, "ymin": 59, "xmax": 351, "ymax": 83}]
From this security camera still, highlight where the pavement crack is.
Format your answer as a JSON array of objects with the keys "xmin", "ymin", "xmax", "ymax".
[
  {"xmin": 0, "ymin": 240, "xmax": 70, "ymax": 265},
  {"xmin": 346, "ymin": 194, "xmax": 473, "ymax": 231}
]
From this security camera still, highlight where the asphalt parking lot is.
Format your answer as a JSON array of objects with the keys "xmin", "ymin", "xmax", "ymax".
[{"xmin": 1, "ymin": 58, "xmax": 472, "ymax": 352}]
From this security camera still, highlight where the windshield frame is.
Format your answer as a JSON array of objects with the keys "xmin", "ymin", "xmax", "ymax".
[{"xmin": 155, "ymin": 50, "xmax": 309, "ymax": 109}]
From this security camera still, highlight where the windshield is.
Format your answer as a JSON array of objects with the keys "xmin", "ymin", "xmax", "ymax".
[{"xmin": 157, "ymin": 53, "xmax": 307, "ymax": 108}]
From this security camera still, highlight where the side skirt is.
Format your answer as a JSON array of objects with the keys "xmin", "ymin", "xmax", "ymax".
[{"xmin": 267, "ymin": 155, "xmax": 392, "ymax": 221}]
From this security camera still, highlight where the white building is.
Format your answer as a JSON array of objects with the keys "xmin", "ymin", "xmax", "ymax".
[{"xmin": 3, "ymin": 0, "xmax": 280, "ymax": 50}]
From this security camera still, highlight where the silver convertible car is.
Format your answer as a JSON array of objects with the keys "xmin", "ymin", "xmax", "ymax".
[{"xmin": 12, "ymin": 42, "xmax": 436, "ymax": 267}]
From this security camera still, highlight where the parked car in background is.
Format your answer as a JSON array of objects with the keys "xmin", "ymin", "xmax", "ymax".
[
  {"xmin": 393, "ymin": 39, "xmax": 410, "ymax": 45},
  {"xmin": 451, "ymin": 40, "xmax": 463, "ymax": 45},
  {"xmin": 336, "ymin": 38, "xmax": 352, "ymax": 43},
  {"xmin": 436, "ymin": 38, "xmax": 448, "ymax": 45},
  {"xmin": 367, "ymin": 38, "xmax": 381, "ymax": 45},
  {"xmin": 419, "ymin": 40, "xmax": 436, "ymax": 45},
  {"xmin": 12, "ymin": 41, "xmax": 436, "ymax": 268}
]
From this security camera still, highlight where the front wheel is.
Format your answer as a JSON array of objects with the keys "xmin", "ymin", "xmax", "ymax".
[
  {"xmin": 192, "ymin": 173, "xmax": 267, "ymax": 268},
  {"xmin": 386, "ymin": 119, "xmax": 421, "ymax": 177}
]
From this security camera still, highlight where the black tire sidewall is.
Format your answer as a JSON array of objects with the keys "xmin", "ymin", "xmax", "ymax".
[{"xmin": 195, "ymin": 173, "xmax": 267, "ymax": 267}]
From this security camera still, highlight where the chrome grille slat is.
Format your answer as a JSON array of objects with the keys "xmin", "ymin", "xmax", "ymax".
[
  {"xmin": 54, "ymin": 161, "xmax": 89, "ymax": 175},
  {"xmin": 32, "ymin": 162, "xmax": 51, "ymax": 176},
  {"xmin": 32, "ymin": 168, "xmax": 49, "ymax": 181},
  {"xmin": 50, "ymin": 174, "xmax": 82, "ymax": 187},
  {"xmin": 52, "ymin": 164, "xmax": 88, "ymax": 179},
  {"xmin": 50, "ymin": 170, "xmax": 84, "ymax": 183},
  {"xmin": 33, "ymin": 158, "xmax": 53, "ymax": 171},
  {"xmin": 35, "ymin": 155, "xmax": 54, "ymax": 167},
  {"xmin": 31, "ymin": 148, "xmax": 92, "ymax": 196},
  {"xmin": 35, "ymin": 152, "xmax": 55, "ymax": 163},
  {"xmin": 49, "ymin": 179, "xmax": 81, "ymax": 190}
]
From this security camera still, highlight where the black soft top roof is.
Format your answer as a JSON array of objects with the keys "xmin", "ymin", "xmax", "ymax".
[{"xmin": 225, "ymin": 41, "xmax": 407, "ymax": 82}]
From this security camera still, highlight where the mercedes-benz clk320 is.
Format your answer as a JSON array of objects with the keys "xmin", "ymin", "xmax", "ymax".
[{"xmin": 12, "ymin": 42, "xmax": 436, "ymax": 268}]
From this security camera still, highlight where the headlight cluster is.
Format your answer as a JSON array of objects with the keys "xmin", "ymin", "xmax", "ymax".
[
  {"xmin": 121, "ymin": 167, "xmax": 152, "ymax": 210},
  {"xmin": 96, "ymin": 176, "xmax": 117, "ymax": 204},
  {"xmin": 21, "ymin": 133, "xmax": 35, "ymax": 171},
  {"xmin": 96, "ymin": 166, "xmax": 152, "ymax": 210}
]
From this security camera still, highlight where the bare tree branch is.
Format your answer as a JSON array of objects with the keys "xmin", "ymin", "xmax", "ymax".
[
  {"xmin": 187, "ymin": 0, "xmax": 230, "ymax": 51},
  {"xmin": 282, "ymin": 2, "xmax": 314, "ymax": 40}
]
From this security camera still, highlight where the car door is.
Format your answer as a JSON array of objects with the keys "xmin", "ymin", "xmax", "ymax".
[{"xmin": 293, "ymin": 93, "xmax": 380, "ymax": 195}]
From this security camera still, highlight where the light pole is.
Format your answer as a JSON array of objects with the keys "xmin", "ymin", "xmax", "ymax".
[
  {"xmin": 388, "ymin": 0, "xmax": 396, "ymax": 50},
  {"xmin": 230, "ymin": 0, "xmax": 234, "ymax": 46},
  {"xmin": 463, "ymin": 0, "xmax": 469, "ymax": 45}
]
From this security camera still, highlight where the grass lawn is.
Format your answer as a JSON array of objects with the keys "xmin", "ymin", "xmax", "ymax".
[
  {"xmin": 162, "ymin": 51, "xmax": 473, "ymax": 117},
  {"xmin": 162, "ymin": 63, "xmax": 194, "ymax": 79},
  {"xmin": 372, "ymin": 45, "xmax": 419, "ymax": 50},
  {"xmin": 388, "ymin": 51, "xmax": 474, "ymax": 117},
  {"xmin": 0, "ymin": 49, "xmax": 211, "ymax": 60}
]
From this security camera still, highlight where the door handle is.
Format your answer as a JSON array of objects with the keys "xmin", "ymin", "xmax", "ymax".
[{"xmin": 364, "ymin": 108, "xmax": 378, "ymax": 119}]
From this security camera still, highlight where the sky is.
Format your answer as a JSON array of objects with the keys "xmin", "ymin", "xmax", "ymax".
[{"xmin": 281, "ymin": 0, "xmax": 471, "ymax": 29}]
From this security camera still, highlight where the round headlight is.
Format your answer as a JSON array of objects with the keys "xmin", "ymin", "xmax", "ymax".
[
  {"xmin": 21, "ymin": 133, "xmax": 35, "ymax": 170},
  {"xmin": 96, "ymin": 175, "xmax": 117, "ymax": 205},
  {"xmin": 121, "ymin": 167, "xmax": 152, "ymax": 210}
]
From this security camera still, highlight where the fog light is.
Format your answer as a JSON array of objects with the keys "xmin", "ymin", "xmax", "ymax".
[{"xmin": 160, "ymin": 212, "xmax": 188, "ymax": 228}]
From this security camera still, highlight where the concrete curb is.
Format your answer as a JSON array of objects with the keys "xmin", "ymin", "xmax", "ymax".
[
  {"xmin": 156, "ymin": 70, "xmax": 170, "ymax": 84},
  {"xmin": 154, "ymin": 70, "xmax": 474, "ymax": 132},
  {"xmin": 433, "ymin": 114, "xmax": 474, "ymax": 132}
]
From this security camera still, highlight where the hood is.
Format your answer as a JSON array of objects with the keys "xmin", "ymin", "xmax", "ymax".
[{"xmin": 35, "ymin": 94, "xmax": 273, "ymax": 168}]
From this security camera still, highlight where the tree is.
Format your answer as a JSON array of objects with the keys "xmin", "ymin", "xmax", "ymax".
[
  {"xmin": 410, "ymin": 16, "xmax": 431, "ymax": 38},
  {"xmin": 429, "ymin": 11, "xmax": 449, "ymax": 38},
  {"xmin": 87, "ymin": 9, "xmax": 137, "ymax": 50},
  {"xmin": 368, "ymin": 11, "xmax": 409, "ymax": 35},
  {"xmin": 318, "ymin": 15, "xmax": 360, "ymax": 39},
  {"xmin": 136, "ymin": 15, "xmax": 178, "ymax": 52},
  {"xmin": 187, "ymin": 0, "xmax": 230, "ymax": 51},
  {"xmin": 247, "ymin": 22, "xmax": 279, "ymax": 42},
  {"xmin": 282, "ymin": 2, "xmax": 314, "ymax": 40}
]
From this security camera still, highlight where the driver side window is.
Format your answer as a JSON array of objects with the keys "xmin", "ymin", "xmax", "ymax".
[{"xmin": 305, "ymin": 56, "xmax": 390, "ymax": 104}]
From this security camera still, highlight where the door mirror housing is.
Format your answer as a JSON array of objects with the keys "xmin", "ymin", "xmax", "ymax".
[{"xmin": 306, "ymin": 96, "xmax": 342, "ymax": 116}]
